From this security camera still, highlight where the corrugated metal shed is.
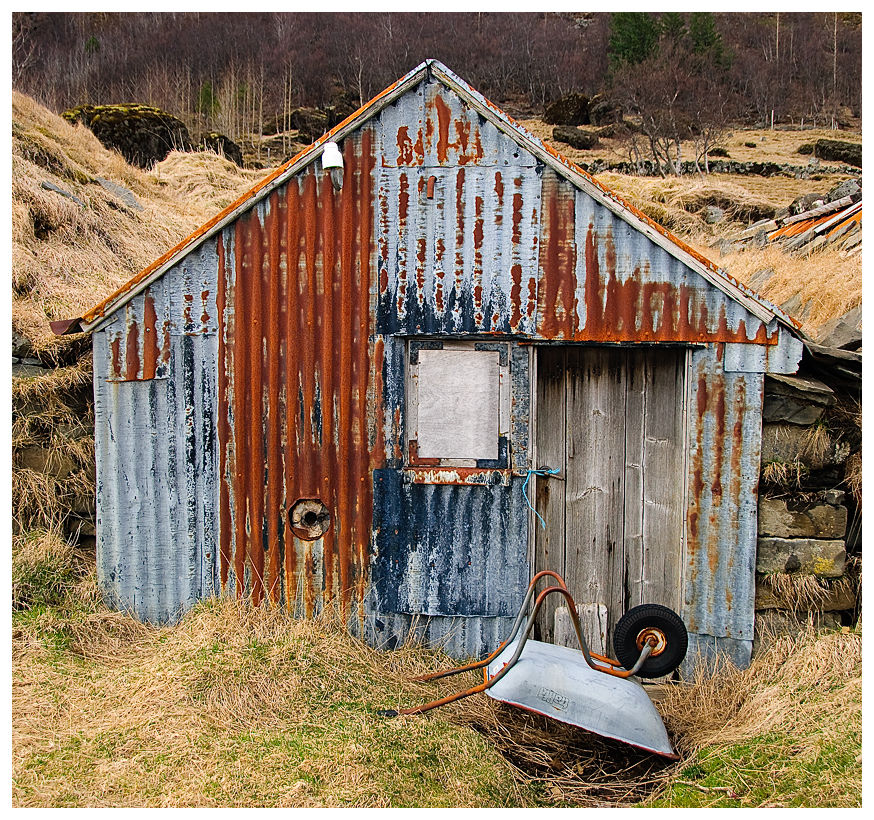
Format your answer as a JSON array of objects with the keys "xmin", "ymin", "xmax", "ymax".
[{"xmin": 70, "ymin": 60, "xmax": 804, "ymax": 672}]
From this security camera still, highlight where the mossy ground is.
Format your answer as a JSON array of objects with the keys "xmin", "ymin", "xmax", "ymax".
[{"xmin": 645, "ymin": 728, "xmax": 861, "ymax": 807}]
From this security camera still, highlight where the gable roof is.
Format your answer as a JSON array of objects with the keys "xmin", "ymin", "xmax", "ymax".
[{"xmin": 52, "ymin": 59, "xmax": 800, "ymax": 336}]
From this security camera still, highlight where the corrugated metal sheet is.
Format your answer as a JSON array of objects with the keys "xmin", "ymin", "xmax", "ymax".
[
  {"xmin": 373, "ymin": 82, "xmax": 778, "ymax": 345},
  {"xmin": 94, "ymin": 240, "xmax": 220, "ymax": 622},
  {"xmin": 565, "ymin": 185, "xmax": 776, "ymax": 343},
  {"xmin": 376, "ymin": 84, "xmax": 542, "ymax": 337},
  {"xmin": 370, "ymin": 471, "xmax": 528, "ymax": 618},
  {"xmin": 682, "ymin": 344, "xmax": 764, "ymax": 649}
]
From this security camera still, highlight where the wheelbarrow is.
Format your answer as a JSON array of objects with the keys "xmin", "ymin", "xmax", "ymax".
[{"xmin": 380, "ymin": 571, "xmax": 688, "ymax": 758}]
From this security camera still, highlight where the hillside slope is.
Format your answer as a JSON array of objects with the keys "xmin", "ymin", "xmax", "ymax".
[{"xmin": 12, "ymin": 91, "xmax": 265, "ymax": 350}]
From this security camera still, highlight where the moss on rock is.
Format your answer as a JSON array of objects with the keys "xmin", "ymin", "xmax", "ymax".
[
  {"xmin": 62, "ymin": 104, "xmax": 191, "ymax": 169},
  {"xmin": 198, "ymin": 132, "xmax": 243, "ymax": 167}
]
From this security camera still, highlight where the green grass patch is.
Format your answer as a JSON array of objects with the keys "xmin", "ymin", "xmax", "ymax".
[
  {"xmin": 645, "ymin": 625, "xmax": 862, "ymax": 808},
  {"xmin": 646, "ymin": 727, "xmax": 861, "ymax": 807}
]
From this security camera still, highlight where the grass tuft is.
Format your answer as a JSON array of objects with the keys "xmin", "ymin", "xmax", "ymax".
[
  {"xmin": 12, "ymin": 593, "xmax": 538, "ymax": 807},
  {"xmin": 759, "ymin": 572, "xmax": 853, "ymax": 613},
  {"xmin": 761, "ymin": 459, "xmax": 807, "ymax": 488}
]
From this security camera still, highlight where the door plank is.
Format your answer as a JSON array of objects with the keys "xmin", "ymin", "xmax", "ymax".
[
  {"xmin": 534, "ymin": 347, "xmax": 567, "ymax": 642},
  {"xmin": 624, "ymin": 349, "xmax": 646, "ymax": 610},
  {"xmin": 641, "ymin": 351, "xmax": 685, "ymax": 614},
  {"xmin": 564, "ymin": 347, "xmax": 627, "ymax": 648}
]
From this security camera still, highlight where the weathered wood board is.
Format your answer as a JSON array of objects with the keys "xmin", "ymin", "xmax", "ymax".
[{"xmin": 535, "ymin": 346, "xmax": 685, "ymax": 654}]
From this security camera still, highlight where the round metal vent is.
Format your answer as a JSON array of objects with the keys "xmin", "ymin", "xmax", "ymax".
[{"xmin": 289, "ymin": 499, "xmax": 331, "ymax": 540}]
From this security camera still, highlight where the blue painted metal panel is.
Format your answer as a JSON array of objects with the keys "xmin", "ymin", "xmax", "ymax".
[
  {"xmin": 371, "ymin": 469, "xmax": 528, "ymax": 616},
  {"xmin": 368, "ymin": 335, "xmax": 532, "ymax": 650},
  {"xmin": 358, "ymin": 608, "xmax": 520, "ymax": 662}
]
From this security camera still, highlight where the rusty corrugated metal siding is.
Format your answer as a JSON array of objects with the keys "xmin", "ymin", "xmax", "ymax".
[
  {"xmin": 374, "ymin": 81, "xmax": 778, "ymax": 345},
  {"xmin": 679, "ymin": 332, "xmax": 801, "ymax": 673},
  {"xmin": 682, "ymin": 344, "xmax": 763, "ymax": 668},
  {"xmin": 565, "ymin": 185, "xmax": 776, "ymax": 344},
  {"xmin": 90, "ymin": 68, "xmax": 804, "ymax": 669},
  {"xmin": 376, "ymin": 81, "xmax": 541, "ymax": 337},
  {"xmin": 216, "ymin": 128, "xmax": 379, "ymax": 621}
]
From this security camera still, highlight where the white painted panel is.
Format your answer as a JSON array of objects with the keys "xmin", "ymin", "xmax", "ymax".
[{"xmin": 417, "ymin": 349, "xmax": 499, "ymax": 459}]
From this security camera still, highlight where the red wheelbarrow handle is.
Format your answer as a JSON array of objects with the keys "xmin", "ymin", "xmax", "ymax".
[{"xmin": 382, "ymin": 585, "xmax": 654, "ymax": 717}]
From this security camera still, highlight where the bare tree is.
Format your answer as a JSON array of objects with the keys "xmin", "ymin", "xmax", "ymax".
[{"xmin": 12, "ymin": 14, "xmax": 38, "ymax": 85}]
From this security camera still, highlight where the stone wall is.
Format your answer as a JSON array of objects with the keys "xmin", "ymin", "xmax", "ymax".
[
  {"xmin": 12, "ymin": 335, "xmax": 96, "ymax": 554},
  {"xmin": 754, "ymin": 366, "xmax": 861, "ymax": 652}
]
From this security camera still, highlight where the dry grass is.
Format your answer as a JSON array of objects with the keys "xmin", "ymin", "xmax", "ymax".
[
  {"xmin": 597, "ymin": 172, "xmax": 821, "ymax": 236},
  {"xmin": 659, "ymin": 626, "xmax": 860, "ymax": 754},
  {"xmin": 12, "ymin": 355, "xmax": 95, "ymax": 534},
  {"xmin": 800, "ymin": 424, "xmax": 833, "ymax": 465},
  {"xmin": 12, "ymin": 585, "xmax": 860, "ymax": 807},
  {"xmin": 452, "ymin": 694, "xmax": 675, "ymax": 806},
  {"xmin": 151, "ymin": 150, "xmax": 266, "ymax": 211},
  {"xmin": 844, "ymin": 452, "xmax": 862, "ymax": 506},
  {"xmin": 761, "ymin": 460, "xmax": 806, "ymax": 489},
  {"xmin": 703, "ymin": 242, "xmax": 862, "ymax": 334},
  {"xmin": 12, "ymin": 593, "xmax": 537, "ymax": 808},
  {"xmin": 11, "ymin": 90, "xmax": 264, "ymax": 347},
  {"xmin": 12, "ymin": 528, "xmax": 91, "ymax": 611},
  {"xmin": 759, "ymin": 572, "xmax": 855, "ymax": 613}
]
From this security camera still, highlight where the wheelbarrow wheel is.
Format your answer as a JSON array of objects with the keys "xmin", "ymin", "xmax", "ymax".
[{"xmin": 613, "ymin": 604, "xmax": 688, "ymax": 679}]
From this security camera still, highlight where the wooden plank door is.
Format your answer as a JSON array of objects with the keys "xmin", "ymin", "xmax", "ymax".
[{"xmin": 534, "ymin": 346, "xmax": 686, "ymax": 655}]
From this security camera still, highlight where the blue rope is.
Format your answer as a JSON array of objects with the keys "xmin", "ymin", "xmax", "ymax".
[{"xmin": 522, "ymin": 468, "xmax": 560, "ymax": 529}]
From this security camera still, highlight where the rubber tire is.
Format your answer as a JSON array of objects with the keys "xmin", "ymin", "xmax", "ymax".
[{"xmin": 613, "ymin": 604, "xmax": 688, "ymax": 679}]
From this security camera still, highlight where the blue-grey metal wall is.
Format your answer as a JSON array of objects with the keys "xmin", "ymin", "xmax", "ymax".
[{"xmin": 93, "ymin": 239, "xmax": 220, "ymax": 623}]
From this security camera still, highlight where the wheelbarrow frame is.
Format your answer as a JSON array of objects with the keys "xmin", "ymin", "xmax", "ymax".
[{"xmin": 384, "ymin": 571, "xmax": 661, "ymax": 717}]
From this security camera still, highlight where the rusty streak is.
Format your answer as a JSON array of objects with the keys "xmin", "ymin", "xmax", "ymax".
[
  {"xmin": 141, "ymin": 292, "xmax": 159, "ymax": 379},
  {"xmin": 216, "ymin": 235, "xmax": 232, "ymax": 590},
  {"xmin": 266, "ymin": 191, "xmax": 283, "ymax": 604},
  {"xmin": 435, "ymin": 94, "xmax": 450, "ymax": 163}
]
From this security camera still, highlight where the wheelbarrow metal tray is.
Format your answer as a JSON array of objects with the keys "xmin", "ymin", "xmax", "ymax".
[{"xmin": 486, "ymin": 637, "xmax": 677, "ymax": 759}]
